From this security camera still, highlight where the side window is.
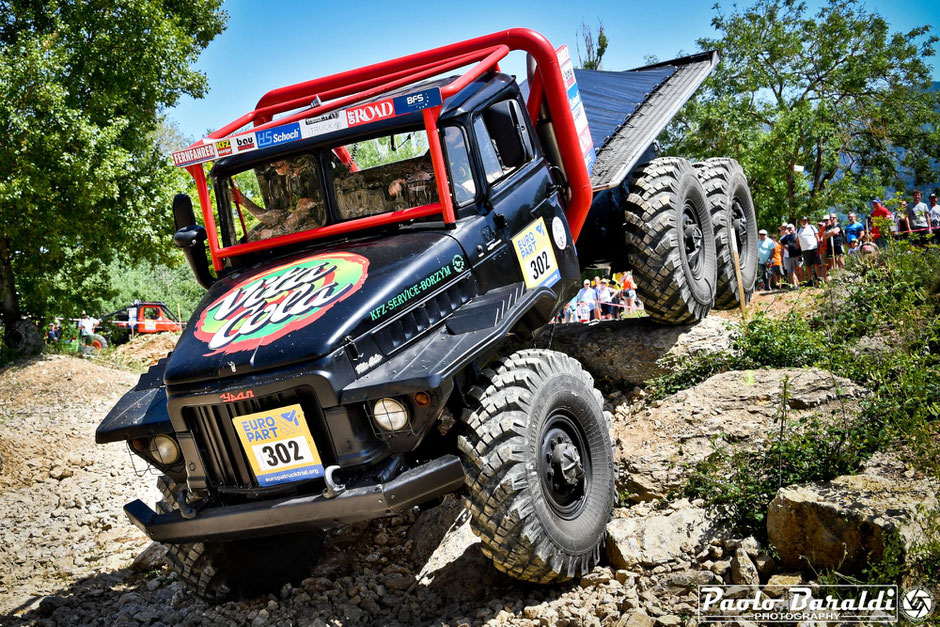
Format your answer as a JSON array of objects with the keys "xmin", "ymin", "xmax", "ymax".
[
  {"xmin": 473, "ymin": 99, "xmax": 534, "ymax": 185},
  {"xmin": 443, "ymin": 126, "xmax": 477, "ymax": 205}
]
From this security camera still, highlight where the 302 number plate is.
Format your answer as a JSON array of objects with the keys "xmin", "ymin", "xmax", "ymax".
[
  {"xmin": 232, "ymin": 403, "xmax": 324, "ymax": 486},
  {"xmin": 512, "ymin": 217, "xmax": 561, "ymax": 290}
]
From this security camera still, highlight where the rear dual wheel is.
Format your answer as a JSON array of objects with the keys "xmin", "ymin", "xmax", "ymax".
[
  {"xmin": 622, "ymin": 157, "xmax": 717, "ymax": 324},
  {"xmin": 694, "ymin": 158, "xmax": 758, "ymax": 309},
  {"xmin": 621, "ymin": 156, "xmax": 757, "ymax": 323}
]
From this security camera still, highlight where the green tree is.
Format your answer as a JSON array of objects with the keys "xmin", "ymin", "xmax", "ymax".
[
  {"xmin": 102, "ymin": 261, "xmax": 205, "ymax": 323},
  {"xmin": 577, "ymin": 20, "xmax": 608, "ymax": 70},
  {"xmin": 662, "ymin": 0, "xmax": 940, "ymax": 227},
  {"xmin": 0, "ymin": 0, "xmax": 226, "ymax": 353}
]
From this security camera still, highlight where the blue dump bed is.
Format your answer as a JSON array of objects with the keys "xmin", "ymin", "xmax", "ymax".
[{"xmin": 572, "ymin": 51, "xmax": 718, "ymax": 191}]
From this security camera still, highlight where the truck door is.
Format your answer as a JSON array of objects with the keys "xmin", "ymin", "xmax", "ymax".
[{"xmin": 470, "ymin": 96, "xmax": 579, "ymax": 305}]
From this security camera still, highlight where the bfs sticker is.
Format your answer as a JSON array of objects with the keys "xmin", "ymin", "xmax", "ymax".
[
  {"xmin": 194, "ymin": 252, "xmax": 369, "ymax": 356},
  {"xmin": 512, "ymin": 217, "xmax": 561, "ymax": 290}
]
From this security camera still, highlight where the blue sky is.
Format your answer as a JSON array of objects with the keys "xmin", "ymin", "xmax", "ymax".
[{"xmin": 167, "ymin": 0, "xmax": 939, "ymax": 141}]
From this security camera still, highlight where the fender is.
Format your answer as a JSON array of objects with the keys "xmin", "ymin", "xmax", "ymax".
[{"xmin": 96, "ymin": 358, "xmax": 173, "ymax": 444}]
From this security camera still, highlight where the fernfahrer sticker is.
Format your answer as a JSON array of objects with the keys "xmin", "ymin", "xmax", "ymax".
[{"xmin": 194, "ymin": 252, "xmax": 369, "ymax": 356}]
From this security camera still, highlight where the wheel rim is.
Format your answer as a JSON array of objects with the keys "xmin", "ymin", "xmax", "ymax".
[
  {"xmin": 682, "ymin": 200, "xmax": 705, "ymax": 278},
  {"xmin": 92, "ymin": 339, "xmax": 102, "ymax": 350},
  {"xmin": 731, "ymin": 197, "xmax": 748, "ymax": 257},
  {"xmin": 538, "ymin": 412, "xmax": 591, "ymax": 519}
]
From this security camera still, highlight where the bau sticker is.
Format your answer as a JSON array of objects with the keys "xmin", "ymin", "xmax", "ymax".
[{"xmin": 194, "ymin": 252, "xmax": 369, "ymax": 356}]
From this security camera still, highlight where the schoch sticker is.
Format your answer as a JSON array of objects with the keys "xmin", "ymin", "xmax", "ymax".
[{"xmin": 194, "ymin": 252, "xmax": 369, "ymax": 356}]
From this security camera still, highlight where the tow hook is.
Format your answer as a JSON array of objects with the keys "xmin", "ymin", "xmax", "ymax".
[
  {"xmin": 321, "ymin": 465, "xmax": 346, "ymax": 499},
  {"xmin": 176, "ymin": 487, "xmax": 204, "ymax": 519}
]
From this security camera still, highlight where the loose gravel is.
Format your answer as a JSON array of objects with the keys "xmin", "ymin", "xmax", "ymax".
[{"xmin": 0, "ymin": 353, "xmax": 724, "ymax": 626}]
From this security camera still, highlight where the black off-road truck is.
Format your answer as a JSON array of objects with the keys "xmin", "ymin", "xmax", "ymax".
[{"xmin": 97, "ymin": 29, "xmax": 757, "ymax": 600}]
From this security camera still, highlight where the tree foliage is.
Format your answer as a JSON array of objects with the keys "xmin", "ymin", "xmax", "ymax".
[
  {"xmin": 661, "ymin": 0, "xmax": 940, "ymax": 228},
  {"xmin": 101, "ymin": 260, "xmax": 206, "ymax": 324},
  {"xmin": 0, "ymin": 0, "xmax": 226, "ymax": 351},
  {"xmin": 577, "ymin": 20, "xmax": 608, "ymax": 70}
]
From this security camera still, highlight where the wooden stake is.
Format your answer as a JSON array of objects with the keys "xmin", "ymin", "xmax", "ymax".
[{"xmin": 729, "ymin": 233, "xmax": 748, "ymax": 319}]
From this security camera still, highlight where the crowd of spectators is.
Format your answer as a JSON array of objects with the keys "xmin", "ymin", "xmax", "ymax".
[
  {"xmin": 554, "ymin": 274, "xmax": 643, "ymax": 324},
  {"xmin": 756, "ymin": 191, "xmax": 938, "ymax": 290},
  {"xmin": 554, "ymin": 191, "xmax": 938, "ymax": 323}
]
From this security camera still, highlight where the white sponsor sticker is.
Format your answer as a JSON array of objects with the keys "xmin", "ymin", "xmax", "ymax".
[{"xmin": 552, "ymin": 216, "xmax": 568, "ymax": 250}]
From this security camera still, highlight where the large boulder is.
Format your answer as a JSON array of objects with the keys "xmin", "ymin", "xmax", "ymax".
[
  {"xmin": 614, "ymin": 368, "xmax": 862, "ymax": 501},
  {"xmin": 767, "ymin": 452, "xmax": 938, "ymax": 572},
  {"xmin": 606, "ymin": 499, "xmax": 716, "ymax": 568},
  {"xmin": 536, "ymin": 316, "xmax": 734, "ymax": 387}
]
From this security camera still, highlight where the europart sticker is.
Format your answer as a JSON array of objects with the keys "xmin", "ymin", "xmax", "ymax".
[
  {"xmin": 232, "ymin": 403, "xmax": 324, "ymax": 486},
  {"xmin": 512, "ymin": 217, "xmax": 561, "ymax": 290},
  {"xmin": 194, "ymin": 252, "xmax": 369, "ymax": 356}
]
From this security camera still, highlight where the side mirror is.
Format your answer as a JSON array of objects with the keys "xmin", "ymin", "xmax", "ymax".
[{"xmin": 172, "ymin": 194, "xmax": 215, "ymax": 290}]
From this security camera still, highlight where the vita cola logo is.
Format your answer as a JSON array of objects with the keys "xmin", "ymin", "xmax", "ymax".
[
  {"xmin": 347, "ymin": 100, "xmax": 395, "ymax": 127},
  {"xmin": 194, "ymin": 253, "xmax": 369, "ymax": 356}
]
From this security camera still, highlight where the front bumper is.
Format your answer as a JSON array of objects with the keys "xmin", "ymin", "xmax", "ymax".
[{"xmin": 124, "ymin": 455, "xmax": 465, "ymax": 543}]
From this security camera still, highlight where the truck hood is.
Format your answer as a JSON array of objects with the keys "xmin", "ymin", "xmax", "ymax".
[{"xmin": 164, "ymin": 231, "xmax": 468, "ymax": 385}]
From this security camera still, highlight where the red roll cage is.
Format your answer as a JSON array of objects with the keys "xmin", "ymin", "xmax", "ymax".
[{"xmin": 176, "ymin": 28, "xmax": 592, "ymax": 273}]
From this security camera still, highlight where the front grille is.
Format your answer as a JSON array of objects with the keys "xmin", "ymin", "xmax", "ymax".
[{"xmin": 183, "ymin": 388, "xmax": 326, "ymax": 490}]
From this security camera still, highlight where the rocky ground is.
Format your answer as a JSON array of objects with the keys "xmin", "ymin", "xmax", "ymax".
[{"xmin": 0, "ymin": 320, "xmax": 929, "ymax": 626}]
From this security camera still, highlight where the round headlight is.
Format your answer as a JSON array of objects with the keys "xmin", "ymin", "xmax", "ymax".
[
  {"xmin": 373, "ymin": 398, "xmax": 409, "ymax": 431},
  {"xmin": 150, "ymin": 434, "xmax": 181, "ymax": 465}
]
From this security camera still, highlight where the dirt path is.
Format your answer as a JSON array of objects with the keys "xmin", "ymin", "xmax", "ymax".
[{"xmin": 0, "ymin": 355, "xmax": 158, "ymax": 616}]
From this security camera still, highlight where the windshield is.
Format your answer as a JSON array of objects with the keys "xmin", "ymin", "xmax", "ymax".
[
  {"xmin": 213, "ymin": 128, "xmax": 439, "ymax": 249},
  {"xmin": 217, "ymin": 155, "xmax": 327, "ymax": 244},
  {"xmin": 331, "ymin": 130, "xmax": 437, "ymax": 220}
]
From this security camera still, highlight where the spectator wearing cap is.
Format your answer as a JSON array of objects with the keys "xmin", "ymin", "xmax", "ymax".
[
  {"xmin": 822, "ymin": 213, "xmax": 845, "ymax": 270},
  {"xmin": 797, "ymin": 216, "xmax": 823, "ymax": 286},
  {"xmin": 576, "ymin": 279, "xmax": 598, "ymax": 322},
  {"xmin": 844, "ymin": 212, "xmax": 865, "ymax": 247},
  {"xmin": 757, "ymin": 229, "xmax": 775, "ymax": 290},
  {"xmin": 869, "ymin": 199, "xmax": 892, "ymax": 248},
  {"xmin": 779, "ymin": 223, "xmax": 800, "ymax": 288}
]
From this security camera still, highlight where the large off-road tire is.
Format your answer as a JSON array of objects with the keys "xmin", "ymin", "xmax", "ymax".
[
  {"xmin": 88, "ymin": 334, "xmax": 108, "ymax": 351},
  {"xmin": 457, "ymin": 349, "xmax": 615, "ymax": 583},
  {"xmin": 693, "ymin": 158, "xmax": 758, "ymax": 309},
  {"xmin": 623, "ymin": 157, "xmax": 717, "ymax": 324},
  {"xmin": 156, "ymin": 475, "xmax": 321, "ymax": 602}
]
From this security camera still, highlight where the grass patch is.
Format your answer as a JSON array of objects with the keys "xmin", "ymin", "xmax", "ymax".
[{"xmin": 652, "ymin": 240, "xmax": 940, "ymax": 586}]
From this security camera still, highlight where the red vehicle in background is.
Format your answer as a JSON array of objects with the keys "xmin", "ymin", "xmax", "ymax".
[{"xmin": 98, "ymin": 301, "xmax": 184, "ymax": 344}]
